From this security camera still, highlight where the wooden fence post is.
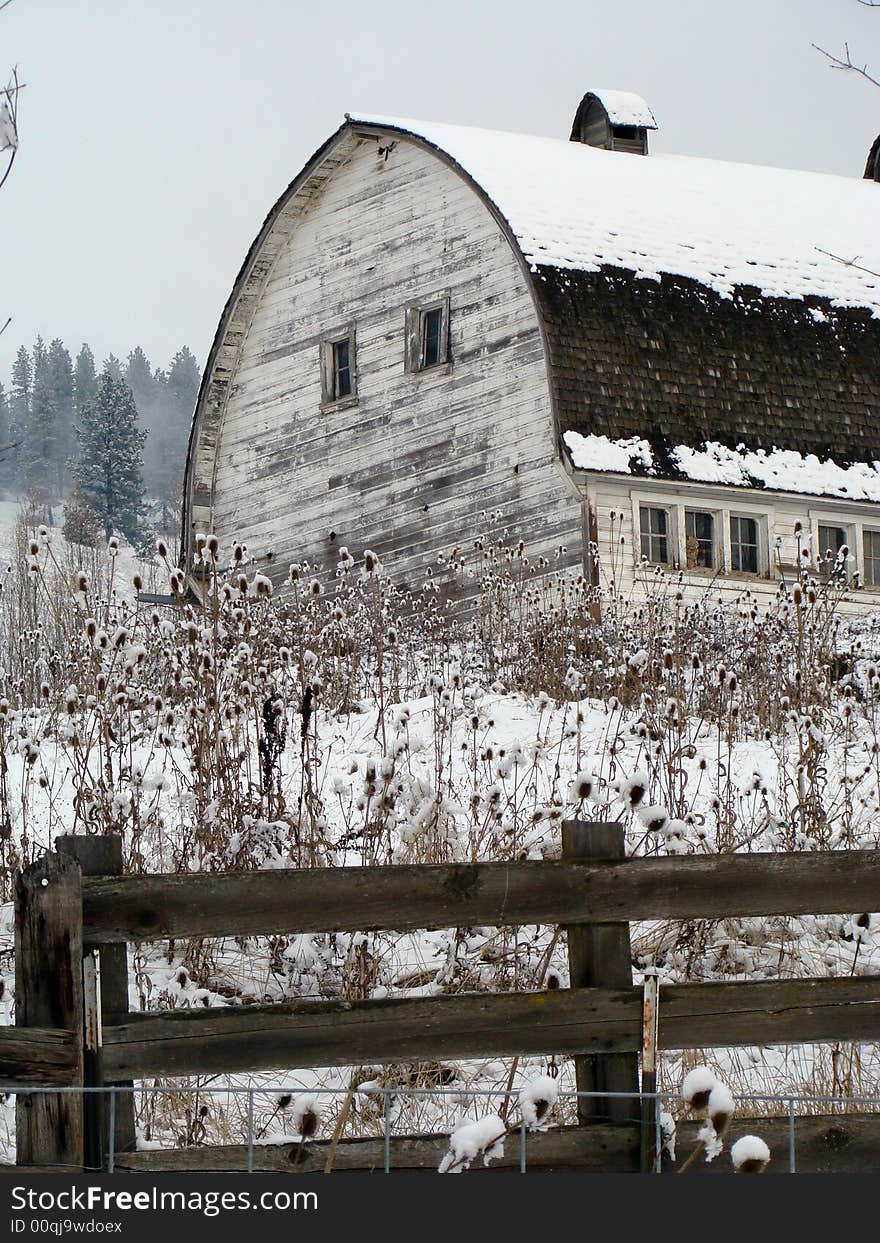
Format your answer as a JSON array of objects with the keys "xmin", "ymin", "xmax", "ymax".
[
  {"xmin": 57, "ymin": 835, "xmax": 136, "ymax": 1162},
  {"xmin": 15, "ymin": 852, "xmax": 84, "ymax": 1168},
  {"xmin": 562, "ymin": 820, "xmax": 639, "ymax": 1125}
]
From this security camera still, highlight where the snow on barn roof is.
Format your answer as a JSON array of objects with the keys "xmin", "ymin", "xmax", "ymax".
[
  {"xmin": 563, "ymin": 432, "xmax": 880, "ymax": 502},
  {"xmin": 349, "ymin": 113, "xmax": 880, "ymax": 317},
  {"xmin": 580, "ymin": 88, "xmax": 657, "ymax": 128}
]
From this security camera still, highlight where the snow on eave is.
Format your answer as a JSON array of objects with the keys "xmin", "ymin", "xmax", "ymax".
[
  {"xmin": 565, "ymin": 434, "xmax": 880, "ymax": 505},
  {"xmin": 346, "ymin": 113, "xmax": 880, "ymax": 318}
]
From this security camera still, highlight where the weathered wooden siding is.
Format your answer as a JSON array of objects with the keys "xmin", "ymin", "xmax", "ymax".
[
  {"xmin": 582, "ymin": 472, "xmax": 880, "ymax": 614},
  {"xmin": 197, "ymin": 133, "xmax": 582, "ymax": 594}
]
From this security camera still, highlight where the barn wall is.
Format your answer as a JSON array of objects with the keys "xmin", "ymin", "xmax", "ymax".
[
  {"xmin": 583, "ymin": 472, "xmax": 880, "ymax": 615},
  {"xmin": 202, "ymin": 135, "xmax": 582, "ymax": 595}
]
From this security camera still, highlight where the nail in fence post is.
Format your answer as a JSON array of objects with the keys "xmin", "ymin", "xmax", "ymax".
[
  {"xmin": 383, "ymin": 1092, "xmax": 391, "ymax": 1174},
  {"xmin": 247, "ymin": 1091, "xmax": 254, "ymax": 1174},
  {"xmin": 562, "ymin": 820, "xmax": 639, "ymax": 1128}
]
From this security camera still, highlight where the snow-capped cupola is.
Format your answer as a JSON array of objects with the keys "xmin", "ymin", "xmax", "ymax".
[{"xmin": 570, "ymin": 89, "xmax": 657, "ymax": 155}]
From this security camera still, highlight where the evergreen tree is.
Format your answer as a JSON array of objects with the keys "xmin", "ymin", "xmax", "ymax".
[
  {"xmin": 8, "ymin": 343, "xmax": 31, "ymax": 484},
  {"xmin": 73, "ymin": 344, "xmax": 97, "ymax": 417},
  {"xmin": 158, "ymin": 345, "xmax": 200, "ymax": 511},
  {"xmin": 20, "ymin": 336, "xmax": 60, "ymax": 501},
  {"xmin": 47, "ymin": 338, "xmax": 74, "ymax": 494},
  {"xmin": 103, "ymin": 353, "xmax": 123, "ymax": 382},
  {"xmin": 70, "ymin": 371, "xmax": 149, "ymax": 546},
  {"xmin": 125, "ymin": 346, "xmax": 162, "ymax": 495},
  {"xmin": 0, "ymin": 380, "xmax": 9, "ymax": 486}
]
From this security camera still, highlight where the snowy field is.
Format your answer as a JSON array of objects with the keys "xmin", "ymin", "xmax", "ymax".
[{"xmin": 0, "ymin": 498, "xmax": 878, "ymax": 1167}]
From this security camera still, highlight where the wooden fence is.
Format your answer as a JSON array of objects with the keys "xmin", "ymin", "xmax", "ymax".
[{"xmin": 3, "ymin": 826, "xmax": 880, "ymax": 1172}]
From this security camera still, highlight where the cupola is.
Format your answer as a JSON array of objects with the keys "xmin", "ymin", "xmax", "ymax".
[{"xmin": 570, "ymin": 89, "xmax": 657, "ymax": 155}]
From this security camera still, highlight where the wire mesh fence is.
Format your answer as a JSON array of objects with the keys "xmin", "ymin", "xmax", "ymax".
[{"xmin": 4, "ymin": 1083, "xmax": 880, "ymax": 1174}]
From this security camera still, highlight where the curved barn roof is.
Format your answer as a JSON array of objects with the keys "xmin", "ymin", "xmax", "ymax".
[{"xmin": 349, "ymin": 113, "xmax": 880, "ymax": 316}]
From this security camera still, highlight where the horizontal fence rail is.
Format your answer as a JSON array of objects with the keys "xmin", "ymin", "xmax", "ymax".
[
  {"xmin": 0, "ymin": 1029, "xmax": 79, "ymax": 1088},
  {"xmin": 100, "ymin": 975, "xmax": 880, "ymax": 1080},
  {"xmin": 9, "ymin": 831, "xmax": 880, "ymax": 1172},
  {"xmin": 80, "ymin": 850, "xmax": 880, "ymax": 942}
]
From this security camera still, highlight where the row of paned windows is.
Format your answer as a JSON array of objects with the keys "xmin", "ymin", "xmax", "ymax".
[
  {"xmin": 321, "ymin": 299, "xmax": 450, "ymax": 405},
  {"xmin": 639, "ymin": 505, "xmax": 880, "ymax": 586}
]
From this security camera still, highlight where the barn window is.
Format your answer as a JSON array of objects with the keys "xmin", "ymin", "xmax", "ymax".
[
  {"xmin": 321, "ymin": 328, "xmax": 357, "ymax": 406},
  {"xmin": 639, "ymin": 505, "xmax": 671, "ymax": 564},
  {"xmin": 729, "ymin": 515, "xmax": 760, "ymax": 574},
  {"xmin": 406, "ymin": 298, "xmax": 450, "ymax": 372},
  {"xmin": 864, "ymin": 530, "xmax": 880, "ymax": 586},
  {"xmin": 817, "ymin": 523, "xmax": 850, "ymax": 580},
  {"xmin": 685, "ymin": 510, "xmax": 715, "ymax": 569}
]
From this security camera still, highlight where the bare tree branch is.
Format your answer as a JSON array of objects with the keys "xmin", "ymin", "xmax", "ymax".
[
  {"xmin": 812, "ymin": 40, "xmax": 880, "ymax": 89},
  {"xmin": 0, "ymin": 63, "xmax": 20, "ymax": 192},
  {"xmin": 815, "ymin": 246, "xmax": 880, "ymax": 281}
]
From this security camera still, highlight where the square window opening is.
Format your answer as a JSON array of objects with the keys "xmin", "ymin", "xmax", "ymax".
[
  {"xmin": 817, "ymin": 523, "xmax": 849, "ymax": 580},
  {"xmin": 864, "ymin": 529, "xmax": 880, "ymax": 587},
  {"xmin": 407, "ymin": 299, "xmax": 450, "ymax": 372},
  {"xmin": 730, "ymin": 515, "xmax": 760, "ymax": 575},
  {"xmin": 321, "ymin": 329, "xmax": 357, "ymax": 406},
  {"xmin": 685, "ymin": 510, "xmax": 715, "ymax": 569},
  {"xmin": 639, "ymin": 505, "xmax": 670, "ymax": 565}
]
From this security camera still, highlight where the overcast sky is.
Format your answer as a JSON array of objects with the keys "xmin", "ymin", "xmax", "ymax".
[{"xmin": 1, "ymin": 0, "xmax": 877, "ymax": 378}]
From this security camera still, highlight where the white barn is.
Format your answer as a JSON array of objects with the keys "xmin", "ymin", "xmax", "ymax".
[{"xmin": 182, "ymin": 91, "xmax": 880, "ymax": 607}]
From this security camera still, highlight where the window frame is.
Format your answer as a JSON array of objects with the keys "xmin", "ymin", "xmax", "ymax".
[
  {"xmin": 320, "ymin": 326, "xmax": 358, "ymax": 410},
  {"xmin": 728, "ymin": 512, "xmax": 764, "ymax": 577},
  {"xmin": 637, "ymin": 501, "xmax": 675, "ymax": 567},
  {"xmin": 815, "ymin": 518, "xmax": 855, "ymax": 582},
  {"xmin": 863, "ymin": 528, "xmax": 880, "ymax": 588},
  {"xmin": 405, "ymin": 296, "xmax": 451, "ymax": 373},
  {"xmin": 684, "ymin": 507, "xmax": 719, "ymax": 572}
]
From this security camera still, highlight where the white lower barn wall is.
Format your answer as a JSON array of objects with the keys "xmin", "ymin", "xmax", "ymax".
[{"xmin": 582, "ymin": 471, "xmax": 880, "ymax": 615}]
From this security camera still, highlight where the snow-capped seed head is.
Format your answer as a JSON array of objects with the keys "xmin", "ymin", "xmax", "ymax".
[
  {"xmin": 518, "ymin": 1075, "xmax": 559, "ymax": 1130},
  {"xmin": 156, "ymin": 539, "xmax": 168, "ymax": 559},
  {"xmin": 292, "ymin": 1095, "xmax": 321, "ymax": 1139},
  {"xmin": 569, "ymin": 770, "xmax": 594, "ymax": 802},
  {"xmin": 363, "ymin": 549, "xmax": 377, "ymax": 573},
  {"xmin": 638, "ymin": 804, "xmax": 669, "ymax": 833},
  {"xmin": 621, "ymin": 770, "xmax": 649, "ymax": 810},
  {"xmin": 707, "ymin": 1083, "xmax": 735, "ymax": 1133},
  {"xmin": 132, "ymin": 573, "xmax": 143, "ymax": 592},
  {"xmin": 76, "ymin": 572, "xmax": 88, "ymax": 593},
  {"xmin": 207, "ymin": 534, "xmax": 219, "ymax": 557},
  {"xmin": 28, "ymin": 540, "xmax": 39, "ymax": 556},
  {"xmin": 730, "ymin": 1135, "xmax": 770, "ymax": 1174},
  {"xmin": 108, "ymin": 536, "xmax": 119, "ymax": 555},
  {"xmin": 309, "ymin": 578, "xmax": 322, "ymax": 597},
  {"xmin": 682, "ymin": 1066, "xmax": 717, "ymax": 1113}
]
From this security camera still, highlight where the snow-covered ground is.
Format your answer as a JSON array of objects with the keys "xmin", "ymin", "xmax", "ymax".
[{"xmin": 0, "ymin": 498, "xmax": 877, "ymax": 1164}]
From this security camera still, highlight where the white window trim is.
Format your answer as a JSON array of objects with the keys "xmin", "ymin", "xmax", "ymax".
[
  {"xmin": 808, "ymin": 509, "xmax": 857, "ymax": 582},
  {"xmin": 405, "ymin": 295, "xmax": 451, "ymax": 373},
  {"xmin": 320, "ymin": 325, "xmax": 358, "ymax": 410},
  {"xmin": 683, "ymin": 505, "xmax": 724, "ymax": 573},
  {"xmin": 727, "ymin": 508, "xmax": 770, "ymax": 578},
  {"xmin": 862, "ymin": 525, "xmax": 880, "ymax": 590},
  {"xmin": 631, "ymin": 494, "xmax": 678, "ymax": 569}
]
